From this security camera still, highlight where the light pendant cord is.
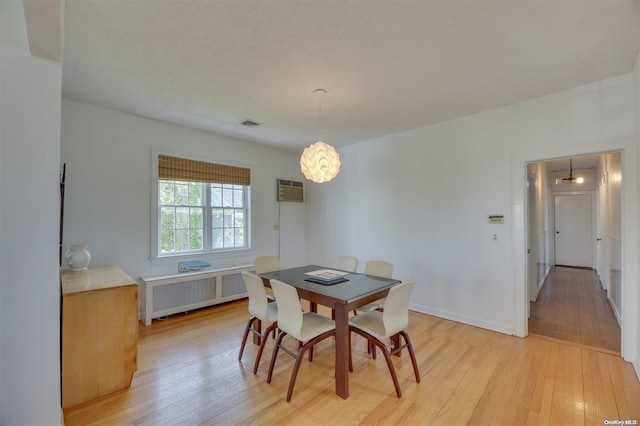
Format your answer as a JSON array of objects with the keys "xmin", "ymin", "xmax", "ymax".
[{"xmin": 314, "ymin": 89, "xmax": 326, "ymax": 141}]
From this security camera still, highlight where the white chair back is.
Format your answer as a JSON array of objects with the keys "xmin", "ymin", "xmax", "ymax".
[
  {"xmin": 269, "ymin": 279, "xmax": 304, "ymax": 339},
  {"xmin": 336, "ymin": 256, "xmax": 358, "ymax": 272},
  {"xmin": 382, "ymin": 280, "xmax": 415, "ymax": 337},
  {"xmin": 364, "ymin": 260, "xmax": 393, "ymax": 279},
  {"xmin": 255, "ymin": 256, "xmax": 280, "ymax": 274},
  {"xmin": 242, "ymin": 272, "xmax": 275, "ymax": 321}
]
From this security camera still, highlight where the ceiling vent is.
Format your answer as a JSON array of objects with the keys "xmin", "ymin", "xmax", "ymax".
[{"xmin": 240, "ymin": 119, "xmax": 262, "ymax": 127}]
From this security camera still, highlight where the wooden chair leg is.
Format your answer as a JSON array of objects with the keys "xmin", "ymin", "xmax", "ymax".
[
  {"xmin": 238, "ymin": 316, "xmax": 257, "ymax": 361},
  {"xmin": 351, "ymin": 327, "xmax": 402, "ymax": 397},
  {"xmin": 286, "ymin": 331, "xmax": 335, "ymax": 402},
  {"xmin": 253, "ymin": 322, "xmax": 278, "ymax": 374},
  {"xmin": 287, "ymin": 346, "xmax": 307, "ymax": 402},
  {"xmin": 267, "ymin": 331, "xmax": 287, "ymax": 384},
  {"xmin": 400, "ymin": 330, "xmax": 421, "ymax": 383},
  {"xmin": 377, "ymin": 340, "xmax": 401, "ymax": 397}
]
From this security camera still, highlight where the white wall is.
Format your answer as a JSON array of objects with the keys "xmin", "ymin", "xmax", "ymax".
[
  {"xmin": 60, "ymin": 99, "xmax": 306, "ymax": 282},
  {"xmin": 634, "ymin": 51, "xmax": 640, "ymax": 377},
  {"xmin": 306, "ymin": 73, "xmax": 637, "ymax": 338},
  {"xmin": 0, "ymin": 1, "xmax": 63, "ymax": 424}
]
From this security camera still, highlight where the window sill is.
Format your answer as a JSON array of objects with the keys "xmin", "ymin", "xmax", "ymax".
[{"xmin": 149, "ymin": 247, "xmax": 256, "ymax": 267}]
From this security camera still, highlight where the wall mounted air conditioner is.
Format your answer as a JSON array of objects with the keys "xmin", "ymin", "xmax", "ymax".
[{"xmin": 277, "ymin": 179, "xmax": 304, "ymax": 202}]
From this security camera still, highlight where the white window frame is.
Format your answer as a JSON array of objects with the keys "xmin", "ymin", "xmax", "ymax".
[{"xmin": 150, "ymin": 150, "xmax": 252, "ymax": 263}]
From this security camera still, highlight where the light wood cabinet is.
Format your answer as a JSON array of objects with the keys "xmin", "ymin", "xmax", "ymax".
[{"xmin": 61, "ymin": 266, "xmax": 138, "ymax": 409}]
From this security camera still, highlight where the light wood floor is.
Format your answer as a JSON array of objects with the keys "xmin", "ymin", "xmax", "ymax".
[
  {"xmin": 64, "ymin": 299, "xmax": 640, "ymax": 425},
  {"xmin": 529, "ymin": 266, "xmax": 621, "ymax": 353}
]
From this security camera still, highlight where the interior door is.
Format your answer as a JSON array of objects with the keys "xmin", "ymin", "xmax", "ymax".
[{"xmin": 554, "ymin": 194, "xmax": 594, "ymax": 268}]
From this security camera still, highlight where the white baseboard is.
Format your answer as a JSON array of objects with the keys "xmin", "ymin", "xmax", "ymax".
[
  {"xmin": 536, "ymin": 266, "xmax": 552, "ymax": 299},
  {"xmin": 607, "ymin": 292, "xmax": 622, "ymax": 327},
  {"xmin": 409, "ymin": 303, "xmax": 514, "ymax": 336}
]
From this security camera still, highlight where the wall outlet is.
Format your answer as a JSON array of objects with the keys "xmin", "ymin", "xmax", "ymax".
[
  {"xmin": 491, "ymin": 232, "xmax": 499, "ymax": 242},
  {"xmin": 273, "ymin": 223, "xmax": 280, "ymax": 231}
]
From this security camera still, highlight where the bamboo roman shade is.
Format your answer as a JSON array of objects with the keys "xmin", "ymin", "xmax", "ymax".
[{"xmin": 158, "ymin": 155, "xmax": 250, "ymax": 186}]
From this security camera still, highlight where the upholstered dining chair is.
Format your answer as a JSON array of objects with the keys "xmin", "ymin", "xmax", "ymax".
[
  {"xmin": 238, "ymin": 272, "xmax": 279, "ymax": 374},
  {"xmin": 356, "ymin": 260, "xmax": 394, "ymax": 313},
  {"xmin": 267, "ymin": 279, "xmax": 336, "ymax": 402},
  {"xmin": 349, "ymin": 279, "xmax": 420, "ymax": 397},
  {"xmin": 335, "ymin": 256, "xmax": 359, "ymax": 272},
  {"xmin": 254, "ymin": 255, "xmax": 280, "ymax": 300}
]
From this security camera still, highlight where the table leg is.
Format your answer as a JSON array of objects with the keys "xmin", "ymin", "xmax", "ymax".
[
  {"xmin": 309, "ymin": 302, "xmax": 318, "ymax": 313},
  {"xmin": 334, "ymin": 304, "xmax": 349, "ymax": 399},
  {"xmin": 391, "ymin": 333, "xmax": 401, "ymax": 356},
  {"xmin": 252, "ymin": 319, "xmax": 262, "ymax": 345}
]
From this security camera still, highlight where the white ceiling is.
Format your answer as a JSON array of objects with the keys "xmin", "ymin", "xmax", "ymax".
[{"xmin": 60, "ymin": 0, "xmax": 640, "ymax": 153}]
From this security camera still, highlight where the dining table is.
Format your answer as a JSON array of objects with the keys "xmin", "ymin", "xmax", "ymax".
[{"xmin": 258, "ymin": 264, "xmax": 399, "ymax": 399}]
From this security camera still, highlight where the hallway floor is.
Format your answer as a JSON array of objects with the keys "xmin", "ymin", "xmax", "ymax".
[{"xmin": 528, "ymin": 266, "xmax": 621, "ymax": 353}]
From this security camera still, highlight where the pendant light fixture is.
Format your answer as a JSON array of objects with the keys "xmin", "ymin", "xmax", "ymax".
[
  {"xmin": 562, "ymin": 158, "xmax": 584, "ymax": 184},
  {"xmin": 300, "ymin": 89, "xmax": 341, "ymax": 183}
]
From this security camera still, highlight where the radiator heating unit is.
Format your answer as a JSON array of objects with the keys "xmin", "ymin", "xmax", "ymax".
[{"xmin": 140, "ymin": 264, "xmax": 255, "ymax": 326}]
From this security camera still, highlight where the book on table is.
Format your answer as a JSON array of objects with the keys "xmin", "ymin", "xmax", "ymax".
[{"xmin": 304, "ymin": 269, "xmax": 350, "ymax": 284}]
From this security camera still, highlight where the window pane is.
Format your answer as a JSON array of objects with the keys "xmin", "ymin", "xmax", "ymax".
[
  {"xmin": 212, "ymin": 228, "xmax": 223, "ymax": 249},
  {"xmin": 223, "ymin": 209, "xmax": 233, "ymax": 227},
  {"xmin": 175, "ymin": 183, "xmax": 189, "ymax": 205},
  {"xmin": 190, "ymin": 208, "xmax": 203, "ymax": 229},
  {"xmin": 190, "ymin": 229, "xmax": 203, "ymax": 250},
  {"xmin": 176, "ymin": 229, "xmax": 189, "ymax": 251},
  {"xmin": 211, "ymin": 185, "xmax": 222, "ymax": 207},
  {"xmin": 223, "ymin": 228, "xmax": 234, "ymax": 247},
  {"xmin": 233, "ymin": 189, "xmax": 244, "ymax": 207},
  {"xmin": 161, "ymin": 230, "xmax": 175, "ymax": 253},
  {"xmin": 212, "ymin": 208, "xmax": 223, "ymax": 228},
  {"xmin": 176, "ymin": 207, "xmax": 189, "ymax": 229},
  {"xmin": 159, "ymin": 181, "xmax": 175, "ymax": 205},
  {"xmin": 234, "ymin": 209, "xmax": 244, "ymax": 227},
  {"xmin": 222, "ymin": 188, "xmax": 233, "ymax": 207},
  {"xmin": 160, "ymin": 207, "xmax": 175, "ymax": 230},
  {"xmin": 234, "ymin": 228, "xmax": 244, "ymax": 247},
  {"xmin": 188, "ymin": 183, "xmax": 202, "ymax": 205}
]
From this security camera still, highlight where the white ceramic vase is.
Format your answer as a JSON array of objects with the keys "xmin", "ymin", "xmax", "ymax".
[{"xmin": 65, "ymin": 242, "xmax": 91, "ymax": 271}]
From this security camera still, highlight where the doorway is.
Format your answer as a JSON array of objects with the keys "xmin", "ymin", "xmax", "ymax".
[
  {"xmin": 515, "ymin": 141, "xmax": 637, "ymax": 363},
  {"xmin": 554, "ymin": 193, "xmax": 594, "ymax": 268}
]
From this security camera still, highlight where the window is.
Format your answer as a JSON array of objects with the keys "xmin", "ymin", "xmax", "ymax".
[
  {"xmin": 210, "ymin": 183, "xmax": 246, "ymax": 249},
  {"xmin": 159, "ymin": 180, "xmax": 204, "ymax": 253},
  {"xmin": 156, "ymin": 155, "xmax": 250, "ymax": 257}
]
